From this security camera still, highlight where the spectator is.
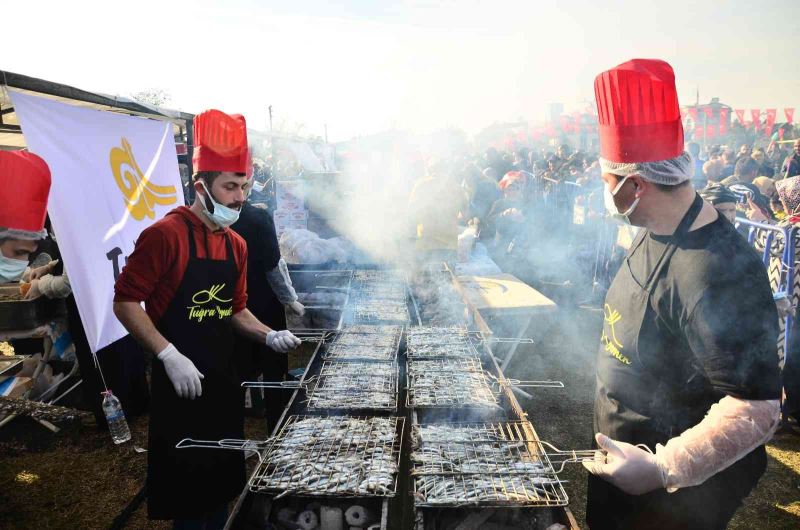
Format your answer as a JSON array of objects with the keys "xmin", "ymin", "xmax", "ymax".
[
  {"xmin": 703, "ymin": 158, "xmax": 724, "ymax": 184},
  {"xmin": 485, "ymin": 171, "xmax": 531, "ymax": 255},
  {"xmin": 722, "ymin": 157, "xmax": 760, "ymax": 188},
  {"xmin": 782, "ymin": 139, "xmax": 800, "ymax": 178},
  {"xmin": 767, "ymin": 141, "xmax": 788, "ymax": 172},
  {"xmin": 688, "ymin": 142, "xmax": 705, "ymax": 188},
  {"xmin": 719, "ymin": 149, "xmax": 736, "ymax": 179},
  {"xmin": 752, "ymin": 148, "xmax": 775, "ymax": 178},
  {"xmin": 698, "ymin": 183, "xmax": 738, "ymax": 223},
  {"xmin": 776, "ymin": 175, "xmax": 800, "ymax": 218},
  {"xmin": 736, "ymin": 143, "xmax": 752, "ymax": 163}
]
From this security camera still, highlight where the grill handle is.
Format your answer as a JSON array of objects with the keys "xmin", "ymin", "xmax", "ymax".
[
  {"xmin": 467, "ymin": 331, "xmax": 535, "ymax": 345},
  {"xmin": 175, "ymin": 438, "xmax": 271, "ymax": 462},
  {"xmin": 241, "ymin": 379, "xmax": 311, "ymax": 389},
  {"xmin": 495, "ymin": 378, "xmax": 564, "ymax": 389},
  {"xmin": 538, "ymin": 440, "xmax": 605, "ymax": 474}
]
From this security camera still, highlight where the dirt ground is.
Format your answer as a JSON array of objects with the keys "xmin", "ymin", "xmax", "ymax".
[{"xmin": 0, "ymin": 310, "xmax": 798, "ymax": 529}]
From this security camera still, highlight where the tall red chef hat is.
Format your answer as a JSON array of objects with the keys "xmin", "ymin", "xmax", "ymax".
[
  {"xmin": 0, "ymin": 151, "xmax": 51, "ymax": 240},
  {"xmin": 192, "ymin": 109, "xmax": 249, "ymax": 174},
  {"xmin": 594, "ymin": 59, "xmax": 684, "ymax": 163}
]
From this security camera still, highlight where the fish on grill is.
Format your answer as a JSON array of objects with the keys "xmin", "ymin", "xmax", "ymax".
[
  {"xmin": 411, "ymin": 423, "xmax": 563, "ymax": 507},
  {"xmin": 253, "ymin": 416, "xmax": 402, "ymax": 498},
  {"xmin": 307, "ymin": 361, "xmax": 397, "ymax": 410},
  {"xmin": 407, "ymin": 359, "xmax": 498, "ymax": 408}
]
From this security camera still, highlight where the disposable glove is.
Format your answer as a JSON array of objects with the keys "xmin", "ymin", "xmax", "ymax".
[
  {"xmin": 266, "ymin": 330, "xmax": 301, "ymax": 353},
  {"xmin": 582, "ymin": 433, "xmax": 667, "ymax": 495},
  {"xmin": 655, "ymin": 397, "xmax": 779, "ymax": 492},
  {"xmin": 157, "ymin": 343, "xmax": 204, "ymax": 399},
  {"xmin": 287, "ymin": 300, "xmax": 306, "ymax": 316}
]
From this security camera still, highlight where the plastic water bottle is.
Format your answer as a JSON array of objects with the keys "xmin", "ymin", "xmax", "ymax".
[{"xmin": 101, "ymin": 390, "xmax": 131, "ymax": 444}]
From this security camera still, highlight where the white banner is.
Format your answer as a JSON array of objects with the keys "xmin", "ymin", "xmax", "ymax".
[{"xmin": 11, "ymin": 90, "xmax": 183, "ymax": 352}]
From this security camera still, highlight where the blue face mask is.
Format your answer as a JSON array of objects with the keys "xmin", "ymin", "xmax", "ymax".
[
  {"xmin": 0, "ymin": 254, "xmax": 29, "ymax": 283},
  {"xmin": 199, "ymin": 181, "xmax": 241, "ymax": 228}
]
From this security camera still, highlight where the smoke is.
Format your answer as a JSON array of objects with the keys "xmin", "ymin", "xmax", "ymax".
[{"xmin": 304, "ymin": 130, "xmax": 467, "ymax": 266}]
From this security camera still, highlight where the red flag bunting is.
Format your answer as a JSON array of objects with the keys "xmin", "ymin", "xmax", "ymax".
[
  {"xmin": 703, "ymin": 107, "xmax": 714, "ymax": 119},
  {"xmin": 735, "ymin": 109, "xmax": 746, "ymax": 124},
  {"xmin": 751, "ymin": 109, "xmax": 761, "ymax": 130},
  {"xmin": 719, "ymin": 108, "xmax": 730, "ymax": 135},
  {"xmin": 765, "ymin": 109, "xmax": 777, "ymax": 133},
  {"xmin": 786, "ymin": 108, "xmax": 795, "ymax": 124}
]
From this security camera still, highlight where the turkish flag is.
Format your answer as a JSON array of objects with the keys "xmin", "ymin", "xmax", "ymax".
[
  {"xmin": 704, "ymin": 107, "xmax": 714, "ymax": 119},
  {"xmin": 786, "ymin": 108, "xmax": 795, "ymax": 124},
  {"xmin": 751, "ymin": 109, "xmax": 761, "ymax": 131},
  {"xmin": 735, "ymin": 109, "xmax": 746, "ymax": 124},
  {"xmin": 719, "ymin": 108, "xmax": 730, "ymax": 135},
  {"xmin": 765, "ymin": 109, "xmax": 777, "ymax": 134},
  {"xmin": 706, "ymin": 125, "xmax": 716, "ymax": 138},
  {"xmin": 688, "ymin": 107, "xmax": 699, "ymax": 123}
]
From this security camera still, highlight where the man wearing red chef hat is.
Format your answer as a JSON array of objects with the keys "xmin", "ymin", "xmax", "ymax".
[
  {"xmin": 114, "ymin": 110, "xmax": 300, "ymax": 526},
  {"xmin": 0, "ymin": 151, "xmax": 51, "ymax": 283},
  {"xmin": 582, "ymin": 59, "xmax": 781, "ymax": 529}
]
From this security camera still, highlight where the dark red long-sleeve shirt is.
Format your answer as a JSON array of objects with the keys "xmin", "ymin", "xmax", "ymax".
[{"xmin": 114, "ymin": 206, "xmax": 248, "ymax": 324}]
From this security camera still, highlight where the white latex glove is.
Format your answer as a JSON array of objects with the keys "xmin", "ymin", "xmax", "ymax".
[
  {"xmin": 582, "ymin": 433, "xmax": 667, "ymax": 495},
  {"xmin": 157, "ymin": 343, "xmax": 204, "ymax": 399},
  {"xmin": 266, "ymin": 330, "xmax": 301, "ymax": 353},
  {"xmin": 287, "ymin": 300, "xmax": 306, "ymax": 316}
]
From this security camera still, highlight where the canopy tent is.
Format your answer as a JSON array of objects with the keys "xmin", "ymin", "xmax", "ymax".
[{"xmin": 0, "ymin": 70, "xmax": 195, "ymax": 157}]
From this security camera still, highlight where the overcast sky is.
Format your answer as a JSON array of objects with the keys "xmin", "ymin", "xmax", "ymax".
[{"xmin": 3, "ymin": 0, "xmax": 798, "ymax": 141}]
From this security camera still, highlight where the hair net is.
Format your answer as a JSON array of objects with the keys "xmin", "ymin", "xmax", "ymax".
[
  {"xmin": 0, "ymin": 227, "xmax": 48, "ymax": 241},
  {"xmin": 599, "ymin": 151, "xmax": 693, "ymax": 185}
]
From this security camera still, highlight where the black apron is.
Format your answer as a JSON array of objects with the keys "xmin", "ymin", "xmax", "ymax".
[
  {"xmin": 587, "ymin": 194, "xmax": 766, "ymax": 530},
  {"xmin": 147, "ymin": 219, "xmax": 245, "ymax": 520}
]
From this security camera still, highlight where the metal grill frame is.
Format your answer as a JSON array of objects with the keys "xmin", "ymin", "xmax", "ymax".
[
  {"xmin": 306, "ymin": 360, "xmax": 399, "ymax": 412},
  {"xmin": 410, "ymin": 421, "xmax": 569, "ymax": 508},
  {"xmin": 406, "ymin": 358, "xmax": 501, "ymax": 410},
  {"xmin": 249, "ymin": 415, "xmax": 406, "ymax": 499},
  {"xmin": 348, "ymin": 299, "xmax": 410, "ymax": 325},
  {"xmin": 322, "ymin": 325, "xmax": 403, "ymax": 362}
]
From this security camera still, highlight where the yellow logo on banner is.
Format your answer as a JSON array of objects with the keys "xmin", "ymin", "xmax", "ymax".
[{"xmin": 110, "ymin": 138, "xmax": 177, "ymax": 220}]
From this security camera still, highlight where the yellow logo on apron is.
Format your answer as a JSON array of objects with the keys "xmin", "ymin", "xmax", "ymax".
[
  {"xmin": 110, "ymin": 137, "xmax": 177, "ymax": 220},
  {"xmin": 187, "ymin": 284, "xmax": 233, "ymax": 322},
  {"xmin": 602, "ymin": 304, "xmax": 631, "ymax": 365}
]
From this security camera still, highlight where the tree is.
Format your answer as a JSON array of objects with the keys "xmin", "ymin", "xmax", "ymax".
[{"xmin": 130, "ymin": 88, "xmax": 171, "ymax": 107}]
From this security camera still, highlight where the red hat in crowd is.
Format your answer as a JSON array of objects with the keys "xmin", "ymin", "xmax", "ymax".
[
  {"xmin": 498, "ymin": 171, "xmax": 525, "ymax": 190},
  {"xmin": 0, "ymin": 151, "xmax": 51, "ymax": 238},
  {"xmin": 192, "ymin": 109, "xmax": 249, "ymax": 174},
  {"xmin": 594, "ymin": 59, "xmax": 684, "ymax": 163}
]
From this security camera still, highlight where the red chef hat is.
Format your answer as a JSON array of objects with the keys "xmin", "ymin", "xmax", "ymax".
[
  {"xmin": 192, "ymin": 109, "xmax": 249, "ymax": 174},
  {"xmin": 594, "ymin": 59, "xmax": 684, "ymax": 163},
  {"xmin": 0, "ymin": 151, "xmax": 51, "ymax": 239}
]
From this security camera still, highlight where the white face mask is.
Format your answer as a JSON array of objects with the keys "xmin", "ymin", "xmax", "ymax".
[
  {"xmin": 603, "ymin": 175, "xmax": 640, "ymax": 225},
  {"xmin": 0, "ymin": 254, "xmax": 29, "ymax": 283},
  {"xmin": 198, "ymin": 181, "xmax": 241, "ymax": 228}
]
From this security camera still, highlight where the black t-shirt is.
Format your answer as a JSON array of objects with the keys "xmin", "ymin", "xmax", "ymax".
[{"xmin": 630, "ymin": 215, "xmax": 781, "ymax": 403}]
